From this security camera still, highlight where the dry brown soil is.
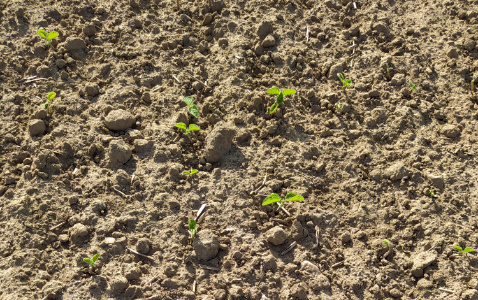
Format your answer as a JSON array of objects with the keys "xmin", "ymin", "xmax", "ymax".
[{"xmin": 2, "ymin": 0, "xmax": 478, "ymax": 299}]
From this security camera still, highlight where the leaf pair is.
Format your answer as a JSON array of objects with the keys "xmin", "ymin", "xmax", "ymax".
[
  {"xmin": 454, "ymin": 246, "xmax": 475, "ymax": 254},
  {"xmin": 37, "ymin": 30, "xmax": 59, "ymax": 46},
  {"xmin": 262, "ymin": 192, "xmax": 304, "ymax": 209},
  {"xmin": 337, "ymin": 73, "xmax": 352, "ymax": 90},
  {"xmin": 267, "ymin": 87, "xmax": 296, "ymax": 114},
  {"xmin": 189, "ymin": 219, "xmax": 197, "ymax": 239},
  {"xmin": 409, "ymin": 80, "xmax": 417, "ymax": 93},
  {"xmin": 183, "ymin": 97, "xmax": 198, "ymax": 118},
  {"xmin": 83, "ymin": 254, "xmax": 100, "ymax": 267},
  {"xmin": 45, "ymin": 92, "xmax": 56, "ymax": 114},
  {"xmin": 175, "ymin": 122, "xmax": 200, "ymax": 135},
  {"xmin": 183, "ymin": 169, "xmax": 198, "ymax": 175}
]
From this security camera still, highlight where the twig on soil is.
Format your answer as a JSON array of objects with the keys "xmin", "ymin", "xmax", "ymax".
[
  {"xmin": 220, "ymin": 228, "xmax": 236, "ymax": 234},
  {"xmin": 22, "ymin": 77, "xmax": 47, "ymax": 84},
  {"xmin": 1, "ymin": 125, "xmax": 18, "ymax": 136},
  {"xmin": 258, "ymin": 262, "xmax": 265, "ymax": 281},
  {"xmin": 172, "ymin": 75, "xmax": 180, "ymax": 83},
  {"xmin": 315, "ymin": 227, "xmax": 320, "ymax": 246},
  {"xmin": 331, "ymin": 261, "xmax": 344, "ymax": 268},
  {"xmin": 49, "ymin": 215, "xmax": 70, "ymax": 231},
  {"xmin": 192, "ymin": 280, "xmax": 196, "ymax": 293},
  {"xmin": 281, "ymin": 241, "xmax": 297, "ymax": 256},
  {"xmin": 199, "ymin": 264, "xmax": 220, "ymax": 271},
  {"xmin": 18, "ymin": 75, "xmax": 37, "ymax": 82},
  {"xmin": 425, "ymin": 245, "xmax": 439, "ymax": 252},
  {"xmin": 250, "ymin": 174, "xmax": 268, "ymax": 195},
  {"xmin": 146, "ymin": 272, "xmax": 161, "ymax": 286},
  {"xmin": 194, "ymin": 203, "xmax": 207, "ymax": 222},
  {"xmin": 278, "ymin": 203, "xmax": 291, "ymax": 216},
  {"xmin": 126, "ymin": 247, "xmax": 156, "ymax": 262},
  {"xmin": 112, "ymin": 187, "xmax": 127, "ymax": 198},
  {"xmin": 306, "ymin": 26, "xmax": 309, "ymax": 42},
  {"xmin": 438, "ymin": 287, "xmax": 455, "ymax": 293}
]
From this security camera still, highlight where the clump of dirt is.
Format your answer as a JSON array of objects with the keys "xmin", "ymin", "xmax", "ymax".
[{"xmin": 1, "ymin": 0, "xmax": 478, "ymax": 299}]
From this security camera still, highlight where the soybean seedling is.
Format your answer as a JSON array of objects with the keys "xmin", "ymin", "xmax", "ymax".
[
  {"xmin": 183, "ymin": 168, "xmax": 198, "ymax": 178},
  {"xmin": 37, "ymin": 30, "xmax": 59, "ymax": 46},
  {"xmin": 409, "ymin": 80, "xmax": 417, "ymax": 93},
  {"xmin": 382, "ymin": 239, "xmax": 393, "ymax": 259},
  {"xmin": 83, "ymin": 253, "xmax": 100, "ymax": 268},
  {"xmin": 428, "ymin": 189, "xmax": 439, "ymax": 199},
  {"xmin": 45, "ymin": 92, "xmax": 56, "ymax": 115},
  {"xmin": 183, "ymin": 96, "xmax": 198, "ymax": 118},
  {"xmin": 453, "ymin": 245, "xmax": 475, "ymax": 257},
  {"xmin": 262, "ymin": 192, "xmax": 304, "ymax": 211},
  {"xmin": 189, "ymin": 219, "xmax": 197, "ymax": 240},
  {"xmin": 337, "ymin": 73, "xmax": 352, "ymax": 90},
  {"xmin": 175, "ymin": 122, "xmax": 200, "ymax": 135},
  {"xmin": 334, "ymin": 103, "xmax": 343, "ymax": 111},
  {"xmin": 385, "ymin": 64, "xmax": 393, "ymax": 80},
  {"xmin": 267, "ymin": 87, "xmax": 296, "ymax": 114},
  {"xmin": 471, "ymin": 75, "xmax": 476, "ymax": 92}
]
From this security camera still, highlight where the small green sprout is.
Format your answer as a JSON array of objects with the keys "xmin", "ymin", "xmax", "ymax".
[
  {"xmin": 382, "ymin": 239, "xmax": 393, "ymax": 258},
  {"xmin": 262, "ymin": 192, "xmax": 304, "ymax": 210},
  {"xmin": 83, "ymin": 253, "xmax": 100, "ymax": 267},
  {"xmin": 175, "ymin": 122, "xmax": 200, "ymax": 135},
  {"xmin": 453, "ymin": 245, "xmax": 475, "ymax": 255},
  {"xmin": 471, "ymin": 75, "xmax": 476, "ymax": 92},
  {"xmin": 37, "ymin": 30, "xmax": 59, "ymax": 46},
  {"xmin": 385, "ymin": 64, "xmax": 393, "ymax": 80},
  {"xmin": 428, "ymin": 189, "xmax": 439, "ymax": 199},
  {"xmin": 183, "ymin": 168, "xmax": 198, "ymax": 178},
  {"xmin": 409, "ymin": 80, "xmax": 417, "ymax": 93},
  {"xmin": 334, "ymin": 103, "xmax": 343, "ymax": 111},
  {"xmin": 189, "ymin": 219, "xmax": 197, "ymax": 240},
  {"xmin": 45, "ymin": 92, "xmax": 56, "ymax": 115},
  {"xmin": 267, "ymin": 87, "xmax": 296, "ymax": 114},
  {"xmin": 183, "ymin": 96, "xmax": 198, "ymax": 118},
  {"xmin": 337, "ymin": 73, "xmax": 352, "ymax": 90}
]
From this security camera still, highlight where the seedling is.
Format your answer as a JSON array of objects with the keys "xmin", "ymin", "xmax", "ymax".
[
  {"xmin": 382, "ymin": 239, "xmax": 393, "ymax": 259},
  {"xmin": 262, "ymin": 192, "xmax": 304, "ymax": 210},
  {"xmin": 183, "ymin": 96, "xmax": 198, "ymax": 118},
  {"xmin": 385, "ymin": 64, "xmax": 393, "ymax": 80},
  {"xmin": 334, "ymin": 103, "xmax": 343, "ymax": 111},
  {"xmin": 183, "ymin": 168, "xmax": 198, "ymax": 178},
  {"xmin": 189, "ymin": 219, "xmax": 197, "ymax": 240},
  {"xmin": 83, "ymin": 253, "xmax": 100, "ymax": 267},
  {"xmin": 175, "ymin": 122, "xmax": 200, "ymax": 135},
  {"xmin": 471, "ymin": 75, "xmax": 476, "ymax": 92},
  {"xmin": 409, "ymin": 80, "xmax": 417, "ymax": 93},
  {"xmin": 45, "ymin": 92, "xmax": 56, "ymax": 115},
  {"xmin": 428, "ymin": 189, "xmax": 439, "ymax": 199},
  {"xmin": 337, "ymin": 73, "xmax": 352, "ymax": 90},
  {"xmin": 267, "ymin": 87, "xmax": 296, "ymax": 114},
  {"xmin": 37, "ymin": 30, "xmax": 59, "ymax": 46},
  {"xmin": 453, "ymin": 245, "xmax": 475, "ymax": 256}
]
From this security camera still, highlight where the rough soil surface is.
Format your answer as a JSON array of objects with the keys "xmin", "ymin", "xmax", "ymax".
[{"xmin": 1, "ymin": 0, "xmax": 478, "ymax": 299}]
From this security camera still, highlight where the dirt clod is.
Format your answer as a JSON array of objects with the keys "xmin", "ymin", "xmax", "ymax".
[
  {"xmin": 203, "ymin": 122, "xmax": 236, "ymax": 163},
  {"xmin": 193, "ymin": 230, "xmax": 219, "ymax": 260},
  {"xmin": 108, "ymin": 140, "xmax": 132, "ymax": 164},
  {"xmin": 28, "ymin": 119, "xmax": 46, "ymax": 136},
  {"xmin": 411, "ymin": 252, "xmax": 437, "ymax": 277},
  {"xmin": 105, "ymin": 109, "xmax": 135, "ymax": 131},
  {"xmin": 266, "ymin": 226, "xmax": 287, "ymax": 245}
]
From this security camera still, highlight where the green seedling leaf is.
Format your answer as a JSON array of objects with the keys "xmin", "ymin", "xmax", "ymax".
[
  {"xmin": 189, "ymin": 105, "xmax": 198, "ymax": 118},
  {"xmin": 262, "ymin": 193, "xmax": 281, "ymax": 206},
  {"xmin": 190, "ymin": 169, "xmax": 198, "ymax": 175},
  {"xmin": 267, "ymin": 87, "xmax": 280, "ymax": 95},
  {"xmin": 409, "ymin": 80, "xmax": 417, "ymax": 92},
  {"xmin": 270, "ymin": 103, "xmax": 278, "ymax": 114},
  {"xmin": 383, "ymin": 239, "xmax": 391, "ymax": 246},
  {"xmin": 183, "ymin": 96, "xmax": 195, "ymax": 106},
  {"xmin": 344, "ymin": 79, "xmax": 352, "ymax": 87},
  {"xmin": 464, "ymin": 247, "xmax": 475, "ymax": 253},
  {"xmin": 284, "ymin": 192, "xmax": 304, "ymax": 202},
  {"xmin": 45, "ymin": 103, "xmax": 49, "ymax": 110},
  {"xmin": 454, "ymin": 245, "xmax": 464, "ymax": 253},
  {"xmin": 428, "ymin": 190, "xmax": 439, "ymax": 198},
  {"xmin": 47, "ymin": 92, "xmax": 56, "ymax": 100},
  {"xmin": 83, "ymin": 254, "xmax": 100, "ymax": 267},
  {"xmin": 183, "ymin": 170, "xmax": 191, "ymax": 174},
  {"xmin": 276, "ymin": 92, "xmax": 284, "ymax": 104},
  {"xmin": 175, "ymin": 122, "xmax": 187, "ymax": 130},
  {"xmin": 189, "ymin": 219, "xmax": 197, "ymax": 239},
  {"xmin": 337, "ymin": 73, "xmax": 345, "ymax": 83},
  {"xmin": 46, "ymin": 31, "xmax": 59, "ymax": 41},
  {"xmin": 334, "ymin": 103, "xmax": 343, "ymax": 110},
  {"xmin": 37, "ymin": 30, "xmax": 47, "ymax": 38},
  {"xmin": 337, "ymin": 73, "xmax": 352, "ymax": 89},
  {"xmin": 188, "ymin": 124, "xmax": 200, "ymax": 131},
  {"xmin": 282, "ymin": 89, "xmax": 296, "ymax": 96}
]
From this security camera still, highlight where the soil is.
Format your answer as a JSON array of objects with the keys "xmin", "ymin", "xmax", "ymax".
[{"xmin": 1, "ymin": 0, "xmax": 478, "ymax": 299}]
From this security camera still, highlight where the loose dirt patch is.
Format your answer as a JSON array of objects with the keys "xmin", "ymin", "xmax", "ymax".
[{"xmin": 1, "ymin": 0, "xmax": 478, "ymax": 299}]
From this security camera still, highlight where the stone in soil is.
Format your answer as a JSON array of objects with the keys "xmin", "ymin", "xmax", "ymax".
[
  {"xmin": 104, "ymin": 109, "xmax": 135, "ymax": 131},
  {"xmin": 266, "ymin": 226, "xmax": 287, "ymax": 245},
  {"xmin": 193, "ymin": 230, "xmax": 219, "ymax": 260},
  {"xmin": 28, "ymin": 119, "xmax": 46, "ymax": 136},
  {"xmin": 69, "ymin": 223, "xmax": 88, "ymax": 244},
  {"xmin": 63, "ymin": 37, "xmax": 86, "ymax": 51},
  {"xmin": 411, "ymin": 252, "xmax": 437, "ymax": 277},
  {"xmin": 108, "ymin": 140, "xmax": 132, "ymax": 164},
  {"xmin": 110, "ymin": 276, "xmax": 129, "ymax": 293},
  {"xmin": 384, "ymin": 161, "xmax": 410, "ymax": 181},
  {"xmin": 136, "ymin": 238, "xmax": 151, "ymax": 254},
  {"xmin": 203, "ymin": 122, "xmax": 236, "ymax": 163}
]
